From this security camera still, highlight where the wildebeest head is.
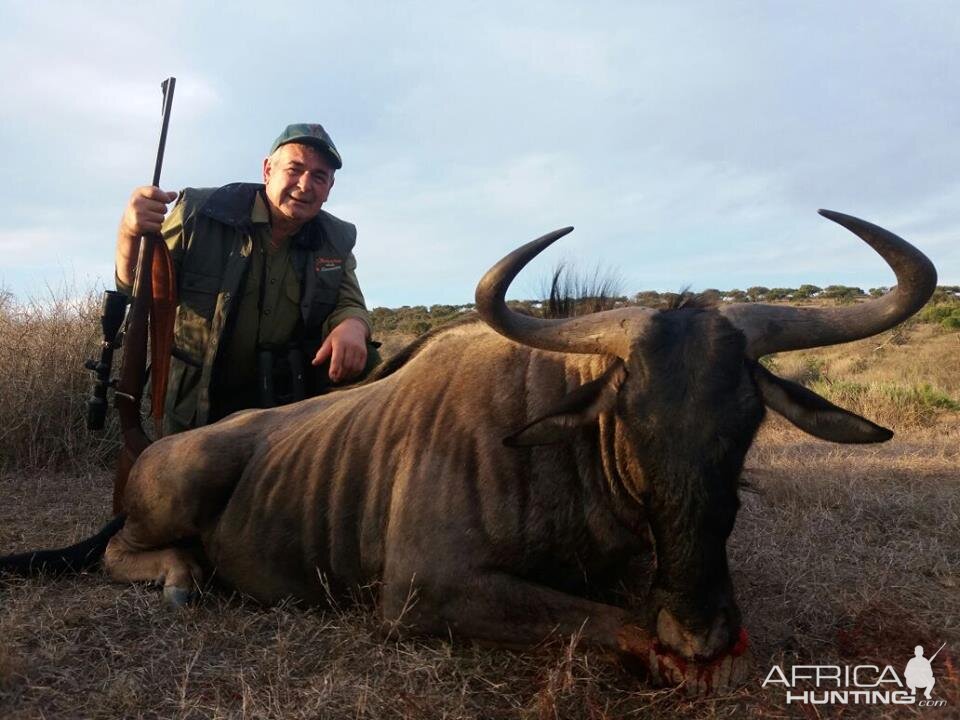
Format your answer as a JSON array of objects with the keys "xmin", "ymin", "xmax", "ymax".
[{"xmin": 475, "ymin": 210, "xmax": 937, "ymax": 661}]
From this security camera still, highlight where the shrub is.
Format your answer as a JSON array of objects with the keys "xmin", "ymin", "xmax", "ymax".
[
  {"xmin": 917, "ymin": 295, "xmax": 960, "ymax": 331},
  {"xmin": 795, "ymin": 284, "xmax": 822, "ymax": 299},
  {"xmin": 918, "ymin": 302, "xmax": 959, "ymax": 325},
  {"xmin": 796, "ymin": 356, "xmax": 826, "ymax": 385},
  {"xmin": 940, "ymin": 306, "xmax": 960, "ymax": 330},
  {"xmin": 370, "ymin": 304, "xmax": 474, "ymax": 337},
  {"xmin": 940, "ymin": 309, "xmax": 960, "ymax": 330}
]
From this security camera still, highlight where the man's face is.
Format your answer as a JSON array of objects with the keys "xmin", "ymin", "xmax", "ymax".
[{"xmin": 263, "ymin": 143, "xmax": 335, "ymax": 227}]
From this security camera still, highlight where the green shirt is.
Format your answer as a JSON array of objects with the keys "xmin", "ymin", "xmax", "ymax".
[{"xmin": 220, "ymin": 192, "xmax": 302, "ymax": 391}]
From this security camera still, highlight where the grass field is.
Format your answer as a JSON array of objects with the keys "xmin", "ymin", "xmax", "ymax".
[{"xmin": 1, "ymin": 300, "xmax": 958, "ymax": 718}]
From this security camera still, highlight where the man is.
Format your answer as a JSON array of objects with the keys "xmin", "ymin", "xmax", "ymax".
[{"xmin": 115, "ymin": 123, "xmax": 379, "ymax": 434}]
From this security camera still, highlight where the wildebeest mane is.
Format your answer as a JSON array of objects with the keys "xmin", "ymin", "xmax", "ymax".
[
  {"xmin": 545, "ymin": 263, "xmax": 622, "ymax": 319},
  {"xmin": 661, "ymin": 289, "xmax": 718, "ymax": 311},
  {"xmin": 545, "ymin": 263, "xmax": 718, "ymax": 317}
]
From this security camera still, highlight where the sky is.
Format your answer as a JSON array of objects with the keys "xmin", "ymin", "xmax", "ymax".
[{"xmin": 1, "ymin": 1, "xmax": 957, "ymax": 309}]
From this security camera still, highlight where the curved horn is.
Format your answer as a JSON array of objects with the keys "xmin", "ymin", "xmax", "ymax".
[
  {"xmin": 720, "ymin": 210, "xmax": 937, "ymax": 358},
  {"xmin": 475, "ymin": 227, "xmax": 655, "ymax": 358}
]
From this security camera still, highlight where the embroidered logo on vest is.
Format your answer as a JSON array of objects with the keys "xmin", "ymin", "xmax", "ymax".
[{"xmin": 315, "ymin": 257, "xmax": 344, "ymax": 272}]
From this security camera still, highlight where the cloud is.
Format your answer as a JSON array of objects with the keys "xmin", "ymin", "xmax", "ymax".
[
  {"xmin": 0, "ymin": 226, "xmax": 114, "ymax": 305},
  {"xmin": 0, "ymin": 228, "xmax": 66, "ymax": 263},
  {"xmin": 0, "ymin": 0, "xmax": 957, "ymax": 306}
]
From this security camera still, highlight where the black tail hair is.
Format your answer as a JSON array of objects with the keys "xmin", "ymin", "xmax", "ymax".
[{"xmin": 0, "ymin": 515, "xmax": 126, "ymax": 576}]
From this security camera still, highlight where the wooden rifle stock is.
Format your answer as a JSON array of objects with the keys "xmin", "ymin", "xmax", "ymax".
[{"xmin": 113, "ymin": 77, "xmax": 177, "ymax": 514}]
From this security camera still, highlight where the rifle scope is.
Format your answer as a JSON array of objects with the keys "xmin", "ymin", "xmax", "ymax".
[{"xmin": 84, "ymin": 290, "xmax": 129, "ymax": 430}]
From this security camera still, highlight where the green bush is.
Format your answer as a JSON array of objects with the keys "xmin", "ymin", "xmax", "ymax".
[
  {"xmin": 798, "ymin": 356, "xmax": 826, "ymax": 384},
  {"xmin": 370, "ymin": 304, "xmax": 473, "ymax": 337},
  {"xmin": 918, "ymin": 300, "xmax": 960, "ymax": 325},
  {"xmin": 941, "ymin": 310, "xmax": 960, "ymax": 330}
]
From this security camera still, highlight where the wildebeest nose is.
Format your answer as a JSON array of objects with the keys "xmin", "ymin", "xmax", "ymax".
[{"xmin": 656, "ymin": 606, "xmax": 739, "ymax": 661}]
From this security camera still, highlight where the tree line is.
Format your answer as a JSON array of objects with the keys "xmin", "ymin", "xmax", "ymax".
[{"xmin": 370, "ymin": 285, "xmax": 960, "ymax": 336}]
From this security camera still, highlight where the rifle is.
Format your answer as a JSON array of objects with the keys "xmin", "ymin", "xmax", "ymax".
[{"xmin": 111, "ymin": 77, "xmax": 178, "ymax": 513}]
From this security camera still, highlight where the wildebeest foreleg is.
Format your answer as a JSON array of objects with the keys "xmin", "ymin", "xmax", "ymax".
[
  {"xmin": 384, "ymin": 571, "xmax": 647, "ymax": 654},
  {"xmin": 384, "ymin": 572, "xmax": 750, "ymax": 693}
]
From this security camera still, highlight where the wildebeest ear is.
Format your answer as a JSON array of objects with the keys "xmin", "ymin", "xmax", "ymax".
[
  {"xmin": 504, "ymin": 361, "xmax": 627, "ymax": 447},
  {"xmin": 750, "ymin": 361, "xmax": 893, "ymax": 443}
]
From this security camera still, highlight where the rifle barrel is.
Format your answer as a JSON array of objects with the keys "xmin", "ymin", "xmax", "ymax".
[
  {"xmin": 151, "ymin": 77, "xmax": 176, "ymax": 187},
  {"xmin": 114, "ymin": 76, "xmax": 177, "ymax": 512}
]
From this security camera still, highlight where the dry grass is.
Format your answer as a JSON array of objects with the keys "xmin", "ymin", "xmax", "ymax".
[
  {"xmin": 2, "ymin": 426, "xmax": 957, "ymax": 719},
  {"xmin": 765, "ymin": 323, "xmax": 960, "ymax": 431},
  {"xmin": 0, "ymin": 288, "xmax": 121, "ymax": 473},
  {"xmin": 1, "ymin": 306, "xmax": 958, "ymax": 718}
]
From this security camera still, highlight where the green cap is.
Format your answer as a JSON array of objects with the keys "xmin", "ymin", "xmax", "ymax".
[{"xmin": 269, "ymin": 123, "xmax": 343, "ymax": 169}]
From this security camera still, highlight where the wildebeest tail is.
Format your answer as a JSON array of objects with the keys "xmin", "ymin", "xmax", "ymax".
[{"xmin": 0, "ymin": 515, "xmax": 126, "ymax": 576}]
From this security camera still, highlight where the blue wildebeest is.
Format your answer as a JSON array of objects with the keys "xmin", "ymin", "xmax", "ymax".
[{"xmin": 1, "ymin": 211, "xmax": 937, "ymax": 694}]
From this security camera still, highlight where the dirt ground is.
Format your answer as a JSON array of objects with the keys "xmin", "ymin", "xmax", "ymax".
[{"xmin": 1, "ymin": 415, "xmax": 957, "ymax": 719}]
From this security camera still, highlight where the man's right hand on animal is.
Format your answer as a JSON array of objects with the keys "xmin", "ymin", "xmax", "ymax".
[{"xmin": 312, "ymin": 317, "xmax": 369, "ymax": 383}]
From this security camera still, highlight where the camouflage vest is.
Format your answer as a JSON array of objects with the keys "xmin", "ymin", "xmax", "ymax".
[{"xmin": 167, "ymin": 182, "xmax": 356, "ymax": 430}]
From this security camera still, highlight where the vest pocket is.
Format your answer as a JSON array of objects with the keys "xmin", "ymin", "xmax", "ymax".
[
  {"xmin": 166, "ymin": 356, "xmax": 202, "ymax": 432},
  {"xmin": 176, "ymin": 270, "xmax": 220, "ymax": 360},
  {"xmin": 180, "ymin": 270, "xmax": 221, "ymax": 319},
  {"xmin": 304, "ymin": 287, "xmax": 337, "ymax": 329}
]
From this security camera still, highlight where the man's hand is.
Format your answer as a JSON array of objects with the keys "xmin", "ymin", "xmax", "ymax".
[
  {"xmin": 116, "ymin": 186, "xmax": 178, "ymax": 288},
  {"xmin": 312, "ymin": 318, "xmax": 369, "ymax": 383},
  {"xmin": 120, "ymin": 186, "xmax": 178, "ymax": 239}
]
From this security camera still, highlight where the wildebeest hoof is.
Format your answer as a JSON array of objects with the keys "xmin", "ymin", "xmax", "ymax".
[{"xmin": 163, "ymin": 585, "xmax": 195, "ymax": 609}]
